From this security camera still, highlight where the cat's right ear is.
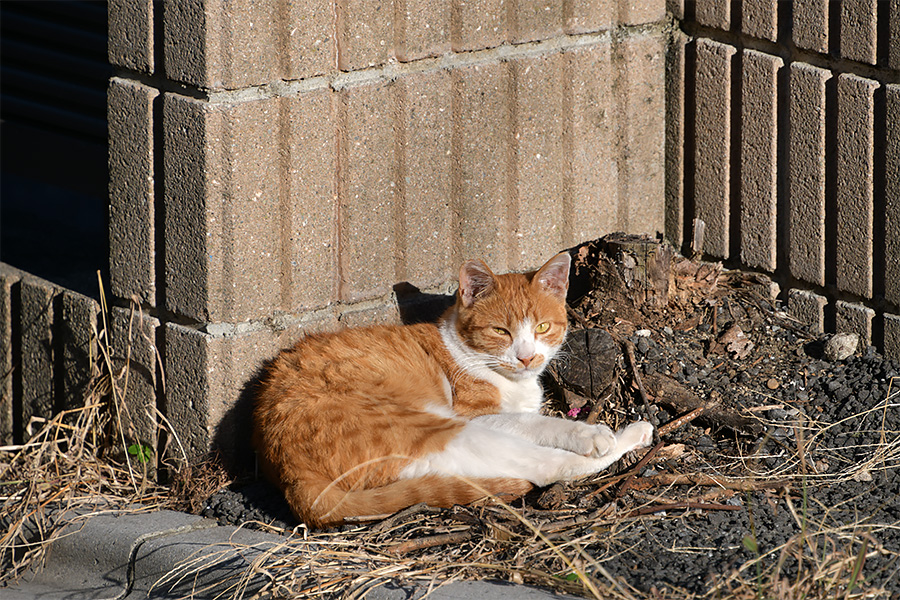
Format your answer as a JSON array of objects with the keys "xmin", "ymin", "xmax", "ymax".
[{"xmin": 459, "ymin": 260, "xmax": 496, "ymax": 308}]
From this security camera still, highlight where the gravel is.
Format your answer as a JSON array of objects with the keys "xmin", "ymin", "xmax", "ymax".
[{"xmin": 197, "ymin": 269, "xmax": 900, "ymax": 598}]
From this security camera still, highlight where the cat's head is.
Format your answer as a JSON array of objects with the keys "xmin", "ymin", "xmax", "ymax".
[{"xmin": 450, "ymin": 253, "xmax": 570, "ymax": 380}]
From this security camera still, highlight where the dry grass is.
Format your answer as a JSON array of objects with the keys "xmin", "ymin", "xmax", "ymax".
[{"xmin": 1, "ymin": 276, "xmax": 897, "ymax": 599}]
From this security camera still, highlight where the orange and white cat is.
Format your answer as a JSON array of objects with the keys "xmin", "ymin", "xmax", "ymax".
[{"xmin": 252, "ymin": 253, "xmax": 654, "ymax": 527}]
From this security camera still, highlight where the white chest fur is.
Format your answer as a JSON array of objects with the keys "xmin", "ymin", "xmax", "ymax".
[{"xmin": 439, "ymin": 316, "xmax": 544, "ymax": 414}]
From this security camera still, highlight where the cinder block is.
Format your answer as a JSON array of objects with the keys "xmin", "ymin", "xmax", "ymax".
[
  {"xmin": 452, "ymin": 62, "xmax": 513, "ymax": 270},
  {"xmin": 284, "ymin": 90, "xmax": 340, "ymax": 311},
  {"xmin": 164, "ymin": 93, "xmax": 284, "ymax": 323},
  {"xmin": 840, "ymin": 0, "xmax": 878, "ymax": 64},
  {"xmin": 20, "ymin": 277, "xmax": 56, "ymax": 429},
  {"xmin": 788, "ymin": 63, "xmax": 830, "ymax": 286},
  {"xmin": 395, "ymin": 0, "xmax": 450, "ymax": 61},
  {"xmin": 451, "ymin": 0, "xmax": 507, "ymax": 52},
  {"xmin": 569, "ymin": 42, "xmax": 618, "ymax": 244},
  {"xmin": 884, "ymin": 313, "xmax": 900, "ymax": 361},
  {"xmin": 835, "ymin": 300, "xmax": 875, "ymax": 348},
  {"xmin": 339, "ymin": 81, "xmax": 399, "ymax": 302},
  {"xmin": 565, "ymin": 0, "xmax": 614, "ymax": 33},
  {"xmin": 337, "ymin": 0, "xmax": 393, "ymax": 70},
  {"xmin": 667, "ymin": 0, "xmax": 684, "ymax": 21},
  {"xmin": 619, "ymin": 0, "xmax": 665, "ymax": 26},
  {"xmin": 60, "ymin": 292, "xmax": 99, "ymax": 412},
  {"xmin": 109, "ymin": 78, "xmax": 158, "ymax": 307},
  {"xmin": 337, "ymin": 302, "xmax": 403, "ymax": 328},
  {"xmin": 792, "ymin": 0, "xmax": 829, "ymax": 53},
  {"xmin": 836, "ymin": 74, "xmax": 877, "ymax": 299},
  {"xmin": 512, "ymin": 0, "xmax": 563, "ymax": 43},
  {"xmin": 398, "ymin": 71, "xmax": 454, "ymax": 289},
  {"xmin": 0, "ymin": 265, "xmax": 21, "ymax": 445},
  {"xmin": 620, "ymin": 32, "xmax": 666, "ymax": 235},
  {"xmin": 787, "ymin": 289, "xmax": 827, "ymax": 334},
  {"xmin": 164, "ymin": 321, "xmax": 310, "ymax": 462},
  {"xmin": 892, "ymin": 3, "xmax": 900, "ymax": 70},
  {"xmin": 695, "ymin": 0, "xmax": 730, "ymax": 29},
  {"xmin": 742, "ymin": 0, "xmax": 778, "ymax": 41},
  {"xmin": 740, "ymin": 50, "xmax": 782, "ymax": 272},
  {"xmin": 108, "ymin": 0, "xmax": 154, "ymax": 73},
  {"xmin": 693, "ymin": 38, "xmax": 736, "ymax": 258},
  {"xmin": 165, "ymin": 0, "xmax": 333, "ymax": 89},
  {"xmin": 111, "ymin": 307, "xmax": 159, "ymax": 454},
  {"xmin": 887, "ymin": 85, "xmax": 900, "ymax": 308},
  {"xmin": 665, "ymin": 31, "xmax": 686, "ymax": 249},
  {"xmin": 283, "ymin": 0, "xmax": 336, "ymax": 79},
  {"xmin": 512, "ymin": 53, "xmax": 565, "ymax": 260}
]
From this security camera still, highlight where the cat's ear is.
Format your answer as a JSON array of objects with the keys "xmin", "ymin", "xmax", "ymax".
[
  {"xmin": 459, "ymin": 259, "xmax": 496, "ymax": 308},
  {"xmin": 533, "ymin": 253, "xmax": 571, "ymax": 301}
]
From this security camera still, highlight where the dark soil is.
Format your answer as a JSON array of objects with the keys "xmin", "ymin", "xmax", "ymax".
[{"xmin": 195, "ymin": 242, "xmax": 900, "ymax": 599}]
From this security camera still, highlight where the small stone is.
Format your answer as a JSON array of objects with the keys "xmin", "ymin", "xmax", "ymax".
[
  {"xmin": 636, "ymin": 329, "xmax": 652, "ymax": 337},
  {"xmin": 824, "ymin": 333, "xmax": 858, "ymax": 361},
  {"xmin": 766, "ymin": 378, "xmax": 780, "ymax": 390}
]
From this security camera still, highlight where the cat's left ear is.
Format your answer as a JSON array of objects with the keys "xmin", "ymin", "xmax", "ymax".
[{"xmin": 533, "ymin": 253, "xmax": 571, "ymax": 301}]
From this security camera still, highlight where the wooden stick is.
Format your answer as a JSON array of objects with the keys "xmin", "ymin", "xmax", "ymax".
[
  {"xmin": 627, "ymin": 473, "xmax": 790, "ymax": 492},
  {"xmin": 656, "ymin": 406, "xmax": 708, "ymax": 437},
  {"xmin": 386, "ymin": 530, "xmax": 472, "ymax": 555},
  {"xmin": 623, "ymin": 339, "xmax": 651, "ymax": 413},
  {"xmin": 615, "ymin": 441, "xmax": 666, "ymax": 497}
]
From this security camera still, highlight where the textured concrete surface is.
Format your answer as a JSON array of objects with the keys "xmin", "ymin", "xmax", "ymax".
[
  {"xmin": 338, "ymin": 0, "xmax": 394, "ymax": 70},
  {"xmin": 395, "ymin": 0, "xmax": 450, "ymax": 61},
  {"xmin": 742, "ymin": 0, "xmax": 778, "ymax": 41},
  {"xmin": 740, "ymin": 50, "xmax": 782, "ymax": 272},
  {"xmin": 108, "ymin": 0, "xmax": 154, "ymax": 73},
  {"xmin": 840, "ymin": 0, "xmax": 878, "ymax": 64},
  {"xmin": 835, "ymin": 301, "xmax": 876, "ymax": 349},
  {"xmin": 788, "ymin": 289, "xmax": 827, "ymax": 335},
  {"xmin": 452, "ymin": 0, "xmax": 507, "ymax": 52},
  {"xmin": 59, "ymin": 292, "xmax": 99, "ymax": 412},
  {"xmin": 792, "ymin": 0, "xmax": 829, "ymax": 53},
  {"xmin": 836, "ymin": 74, "xmax": 876, "ymax": 299},
  {"xmin": 108, "ymin": 78, "xmax": 158, "ymax": 307},
  {"xmin": 569, "ymin": 42, "xmax": 618, "ymax": 244},
  {"xmin": 620, "ymin": 33, "xmax": 666, "ymax": 235},
  {"xmin": 788, "ymin": 63, "xmax": 830, "ymax": 287},
  {"xmin": 885, "ymin": 314, "xmax": 900, "ymax": 362},
  {"xmin": 693, "ymin": 38, "xmax": 735, "ymax": 258},
  {"xmin": 565, "ymin": 0, "xmax": 614, "ymax": 33},
  {"xmin": 887, "ymin": 85, "xmax": 900, "ymax": 309},
  {"xmin": 0, "ymin": 265, "xmax": 20, "ymax": 444},
  {"xmin": 5, "ymin": 507, "xmax": 577, "ymax": 600},
  {"xmin": 111, "ymin": 307, "xmax": 160, "ymax": 456},
  {"xmin": 665, "ymin": 31, "xmax": 686, "ymax": 249},
  {"xmin": 20, "ymin": 277, "xmax": 56, "ymax": 426},
  {"xmin": 511, "ymin": 0, "xmax": 563, "ymax": 43},
  {"xmin": 695, "ymin": 0, "xmax": 730, "ymax": 29}
]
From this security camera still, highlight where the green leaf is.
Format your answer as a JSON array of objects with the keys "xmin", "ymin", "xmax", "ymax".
[{"xmin": 742, "ymin": 535, "xmax": 758, "ymax": 554}]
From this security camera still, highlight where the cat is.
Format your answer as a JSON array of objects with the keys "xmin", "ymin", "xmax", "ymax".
[{"xmin": 252, "ymin": 253, "xmax": 654, "ymax": 528}]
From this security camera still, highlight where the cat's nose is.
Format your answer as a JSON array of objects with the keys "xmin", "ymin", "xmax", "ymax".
[{"xmin": 518, "ymin": 354, "xmax": 535, "ymax": 367}]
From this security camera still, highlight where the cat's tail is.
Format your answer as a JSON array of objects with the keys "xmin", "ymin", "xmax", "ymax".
[{"xmin": 288, "ymin": 476, "xmax": 533, "ymax": 528}]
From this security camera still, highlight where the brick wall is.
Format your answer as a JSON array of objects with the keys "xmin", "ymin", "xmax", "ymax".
[
  {"xmin": 668, "ymin": 0, "xmax": 900, "ymax": 360},
  {"xmin": 99, "ymin": 0, "xmax": 668, "ymax": 460}
]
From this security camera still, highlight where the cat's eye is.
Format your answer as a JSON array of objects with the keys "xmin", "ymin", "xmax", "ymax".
[
  {"xmin": 535, "ymin": 322, "xmax": 550, "ymax": 334},
  {"xmin": 492, "ymin": 327, "xmax": 510, "ymax": 336}
]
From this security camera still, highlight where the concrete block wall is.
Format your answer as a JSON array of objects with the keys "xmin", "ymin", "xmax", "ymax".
[
  {"xmin": 102, "ymin": 0, "xmax": 668, "ymax": 462},
  {"xmin": 668, "ymin": 0, "xmax": 900, "ymax": 361}
]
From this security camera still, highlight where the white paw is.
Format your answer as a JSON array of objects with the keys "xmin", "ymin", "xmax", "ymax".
[
  {"xmin": 572, "ymin": 423, "xmax": 615, "ymax": 458},
  {"xmin": 618, "ymin": 421, "xmax": 655, "ymax": 452}
]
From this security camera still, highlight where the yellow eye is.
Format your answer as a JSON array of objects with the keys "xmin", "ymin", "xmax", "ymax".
[
  {"xmin": 492, "ymin": 327, "xmax": 510, "ymax": 336},
  {"xmin": 536, "ymin": 322, "xmax": 550, "ymax": 334}
]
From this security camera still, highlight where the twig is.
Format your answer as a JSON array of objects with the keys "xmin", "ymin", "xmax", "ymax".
[
  {"xmin": 615, "ymin": 441, "xmax": 666, "ymax": 497},
  {"xmin": 628, "ymin": 473, "xmax": 790, "ymax": 492},
  {"xmin": 386, "ymin": 530, "xmax": 472, "ymax": 555},
  {"xmin": 656, "ymin": 406, "xmax": 708, "ymax": 437},
  {"xmin": 370, "ymin": 503, "xmax": 443, "ymax": 532},
  {"xmin": 626, "ymin": 501, "xmax": 742, "ymax": 518},
  {"xmin": 623, "ymin": 340, "xmax": 651, "ymax": 414},
  {"xmin": 566, "ymin": 306, "xmax": 590, "ymax": 329}
]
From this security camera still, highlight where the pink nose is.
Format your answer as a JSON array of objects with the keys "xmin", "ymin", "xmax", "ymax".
[{"xmin": 519, "ymin": 354, "xmax": 535, "ymax": 367}]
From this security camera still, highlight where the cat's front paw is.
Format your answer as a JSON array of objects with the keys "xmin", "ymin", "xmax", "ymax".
[{"xmin": 577, "ymin": 423, "xmax": 616, "ymax": 458}]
